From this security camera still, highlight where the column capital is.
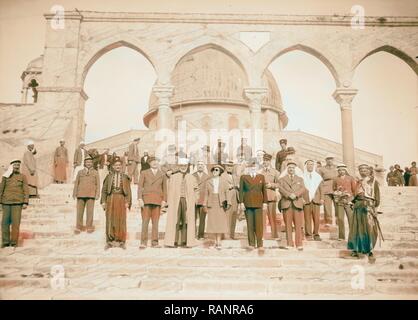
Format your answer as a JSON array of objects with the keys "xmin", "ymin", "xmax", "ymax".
[
  {"xmin": 152, "ymin": 85, "xmax": 174, "ymax": 99},
  {"xmin": 244, "ymin": 87, "xmax": 268, "ymax": 111},
  {"xmin": 332, "ymin": 88, "xmax": 358, "ymax": 109}
]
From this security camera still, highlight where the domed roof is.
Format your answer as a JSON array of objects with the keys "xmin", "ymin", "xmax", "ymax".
[{"xmin": 148, "ymin": 48, "xmax": 283, "ymax": 110}]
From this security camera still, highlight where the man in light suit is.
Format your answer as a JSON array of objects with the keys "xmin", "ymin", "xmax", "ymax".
[
  {"xmin": 239, "ymin": 158, "xmax": 268, "ymax": 251},
  {"xmin": 193, "ymin": 161, "xmax": 209, "ymax": 239},
  {"xmin": 138, "ymin": 156, "xmax": 167, "ymax": 248},
  {"xmin": 221, "ymin": 160, "xmax": 240, "ymax": 239},
  {"xmin": 278, "ymin": 161, "xmax": 307, "ymax": 251},
  {"xmin": 127, "ymin": 138, "xmax": 140, "ymax": 184}
]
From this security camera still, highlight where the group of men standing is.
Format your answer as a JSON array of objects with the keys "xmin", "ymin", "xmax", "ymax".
[
  {"xmin": 386, "ymin": 162, "xmax": 417, "ymax": 186},
  {"xmin": 1, "ymin": 137, "xmax": 384, "ymax": 263}
]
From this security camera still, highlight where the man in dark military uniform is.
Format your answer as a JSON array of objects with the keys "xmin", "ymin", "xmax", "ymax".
[
  {"xmin": 0, "ymin": 159, "xmax": 29, "ymax": 248},
  {"xmin": 275, "ymin": 139, "xmax": 295, "ymax": 173}
]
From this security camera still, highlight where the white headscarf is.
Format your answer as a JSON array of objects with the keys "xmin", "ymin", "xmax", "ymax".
[
  {"xmin": 303, "ymin": 161, "xmax": 323, "ymax": 202},
  {"xmin": 2, "ymin": 164, "xmax": 14, "ymax": 178},
  {"xmin": 2, "ymin": 160, "xmax": 20, "ymax": 178}
]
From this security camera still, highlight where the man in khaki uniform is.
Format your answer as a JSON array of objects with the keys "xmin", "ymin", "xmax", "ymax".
[
  {"xmin": 259, "ymin": 153, "xmax": 281, "ymax": 239},
  {"xmin": 72, "ymin": 157, "xmax": 100, "ymax": 234},
  {"xmin": 0, "ymin": 160, "xmax": 29, "ymax": 248},
  {"xmin": 127, "ymin": 138, "xmax": 140, "ymax": 184},
  {"xmin": 275, "ymin": 139, "xmax": 296, "ymax": 173},
  {"xmin": 317, "ymin": 155, "xmax": 338, "ymax": 226}
]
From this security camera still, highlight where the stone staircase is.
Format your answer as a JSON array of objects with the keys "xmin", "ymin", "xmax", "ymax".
[{"xmin": 1, "ymin": 184, "xmax": 417, "ymax": 300}]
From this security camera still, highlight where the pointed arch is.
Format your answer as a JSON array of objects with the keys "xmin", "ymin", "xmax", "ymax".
[
  {"xmin": 80, "ymin": 40, "xmax": 157, "ymax": 88},
  {"xmin": 354, "ymin": 45, "xmax": 418, "ymax": 75},
  {"xmin": 261, "ymin": 43, "xmax": 341, "ymax": 87}
]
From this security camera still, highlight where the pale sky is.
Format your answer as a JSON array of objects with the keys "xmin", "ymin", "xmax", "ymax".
[{"xmin": 1, "ymin": 0, "xmax": 417, "ymax": 168}]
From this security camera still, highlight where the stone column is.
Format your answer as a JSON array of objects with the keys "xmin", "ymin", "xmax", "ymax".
[
  {"xmin": 244, "ymin": 87, "xmax": 268, "ymax": 152},
  {"xmin": 152, "ymin": 86, "xmax": 174, "ymax": 130},
  {"xmin": 333, "ymin": 88, "xmax": 358, "ymax": 175}
]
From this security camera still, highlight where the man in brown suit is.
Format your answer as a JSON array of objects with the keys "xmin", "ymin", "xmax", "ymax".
[
  {"xmin": 138, "ymin": 156, "xmax": 167, "ymax": 248},
  {"xmin": 221, "ymin": 160, "xmax": 241, "ymax": 239},
  {"xmin": 193, "ymin": 161, "xmax": 209, "ymax": 239},
  {"xmin": 278, "ymin": 161, "xmax": 307, "ymax": 250},
  {"xmin": 72, "ymin": 157, "xmax": 100, "ymax": 234},
  {"xmin": 0, "ymin": 160, "xmax": 29, "ymax": 248},
  {"xmin": 317, "ymin": 155, "xmax": 338, "ymax": 226},
  {"xmin": 53, "ymin": 140, "xmax": 68, "ymax": 184},
  {"xmin": 127, "ymin": 138, "xmax": 140, "ymax": 184},
  {"xmin": 333, "ymin": 163, "xmax": 356, "ymax": 240},
  {"xmin": 239, "ymin": 158, "xmax": 268, "ymax": 250},
  {"xmin": 259, "ymin": 153, "xmax": 281, "ymax": 239}
]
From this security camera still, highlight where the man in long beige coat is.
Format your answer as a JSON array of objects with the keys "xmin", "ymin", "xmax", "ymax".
[
  {"xmin": 21, "ymin": 141, "xmax": 39, "ymax": 198},
  {"xmin": 221, "ymin": 160, "xmax": 240, "ymax": 239},
  {"xmin": 164, "ymin": 158, "xmax": 198, "ymax": 248}
]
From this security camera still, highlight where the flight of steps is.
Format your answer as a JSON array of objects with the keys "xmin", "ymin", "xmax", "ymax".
[{"xmin": 1, "ymin": 184, "xmax": 417, "ymax": 300}]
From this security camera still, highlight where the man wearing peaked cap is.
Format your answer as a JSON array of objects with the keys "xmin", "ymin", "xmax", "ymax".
[
  {"xmin": 275, "ymin": 138, "xmax": 296, "ymax": 173},
  {"xmin": 0, "ymin": 158, "xmax": 29, "ymax": 248},
  {"xmin": 72, "ymin": 156, "xmax": 100, "ymax": 235},
  {"xmin": 221, "ymin": 159, "xmax": 240, "ymax": 239},
  {"xmin": 259, "ymin": 152, "xmax": 281, "ymax": 239}
]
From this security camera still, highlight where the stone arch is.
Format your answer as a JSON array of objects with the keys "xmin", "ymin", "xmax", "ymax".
[
  {"xmin": 257, "ymin": 42, "xmax": 342, "ymax": 87},
  {"xmin": 79, "ymin": 40, "xmax": 158, "ymax": 88},
  {"xmin": 168, "ymin": 41, "xmax": 251, "ymax": 84},
  {"xmin": 353, "ymin": 44, "xmax": 418, "ymax": 76}
]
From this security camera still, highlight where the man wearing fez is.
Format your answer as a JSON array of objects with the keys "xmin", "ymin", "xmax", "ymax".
[
  {"xmin": 259, "ymin": 153, "xmax": 281, "ymax": 239},
  {"xmin": 22, "ymin": 140, "xmax": 39, "ymax": 198},
  {"xmin": 236, "ymin": 138, "xmax": 252, "ymax": 163},
  {"xmin": 317, "ymin": 154, "xmax": 338, "ymax": 226},
  {"xmin": 278, "ymin": 161, "xmax": 307, "ymax": 251},
  {"xmin": 239, "ymin": 158, "xmax": 268, "ymax": 251},
  {"xmin": 53, "ymin": 140, "xmax": 69, "ymax": 184},
  {"xmin": 333, "ymin": 163, "xmax": 356, "ymax": 241},
  {"xmin": 0, "ymin": 160, "xmax": 29, "ymax": 248},
  {"xmin": 101, "ymin": 159, "xmax": 132, "ymax": 250},
  {"xmin": 138, "ymin": 156, "xmax": 167, "ymax": 249},
  {"xmin": 164, "ymin": 158, "xmax": 198, "ymax": 248},
  {"xmin": 127, "ymin": 138, "xmax": 141, "ymax": 184},
  {"xmin": 72, "ymin": 157, "xmax": 100, "ymax": 234},
  {"xmin": 348, "ymin": 164, "xmax": 381, "ymax": 263},
  {"xmin": 275, "ymin": 139, "xmax": 295, "ymax": 173},
  {"xmin": 193, "ymin": 161, "xmax": 210, "ymax": 240},
  {"xmin": 302, "ymin": 160, "xmax": 323, "ymax": 241}
]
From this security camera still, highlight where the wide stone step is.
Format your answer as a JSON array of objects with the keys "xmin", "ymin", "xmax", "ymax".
[{"xmin": 1, "ymin": 276, "xmax": 418, "ymax": 296}]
